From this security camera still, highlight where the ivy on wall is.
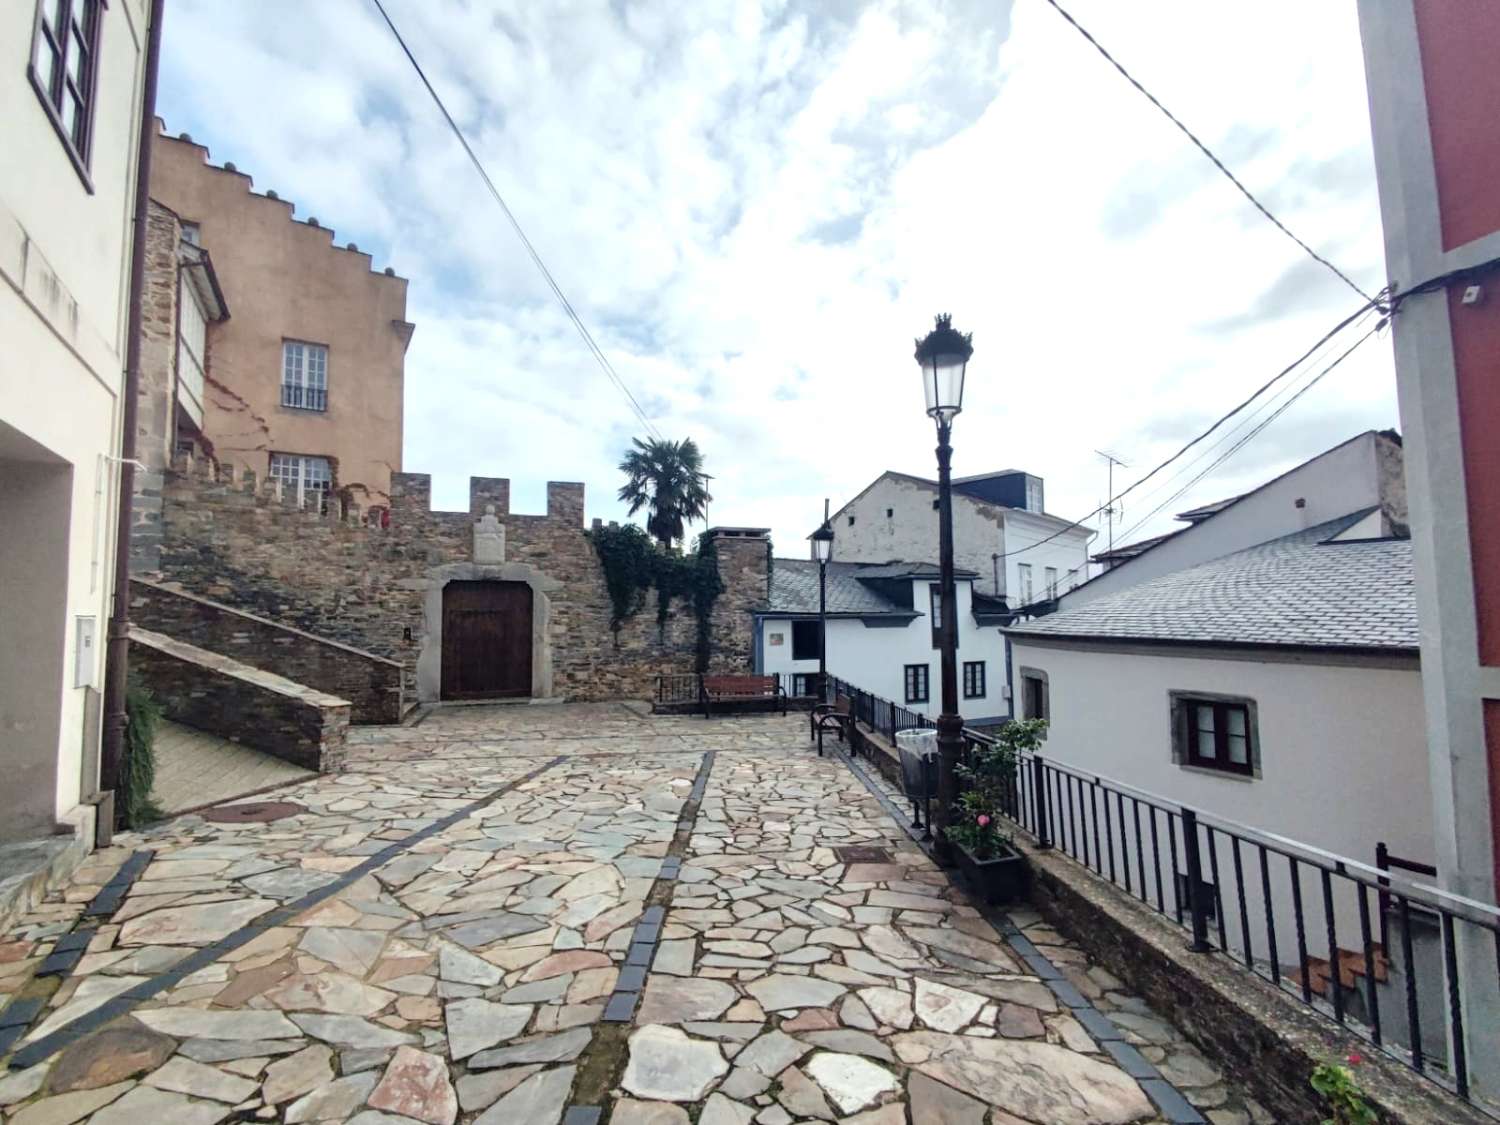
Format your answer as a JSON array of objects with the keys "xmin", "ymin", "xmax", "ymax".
[{"xmin": 588, "ymin": 524, "xmax": 723, "ymax": 671}]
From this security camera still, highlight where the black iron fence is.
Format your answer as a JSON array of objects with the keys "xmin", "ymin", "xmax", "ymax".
[{"xmin": 824, "ymin": 675, "xmax": 1500, "ymax": 1109}]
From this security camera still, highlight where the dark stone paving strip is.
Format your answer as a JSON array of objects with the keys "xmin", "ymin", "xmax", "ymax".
[
  {"xmin": 833, "ymin": 746, "xmax": 1208, "ymax": 1125},
  {"xmin": 566, "ymin": 749, "xmax": 718, "ymax": 1118},
  {"xmin": 5, "ymin": 754, "xmax": 567, "ymax": 1071},
  {"xmin": 0, "ymin": 849, "xmax": 156, "ymax": 1056}
]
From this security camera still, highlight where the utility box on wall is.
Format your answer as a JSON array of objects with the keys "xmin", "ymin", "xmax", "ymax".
[{"xmin": 74, "ymin": 616, "xmax": 98, "ymax": 689}]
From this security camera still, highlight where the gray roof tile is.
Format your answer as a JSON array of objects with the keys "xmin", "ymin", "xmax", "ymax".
[
  {"xmin": 1006, "ymin": 511, "xmax": 1417, "ymax": 652},
  {"xmin": 766, "ymin": 559, "xmax": 972, "ymax": 616}
]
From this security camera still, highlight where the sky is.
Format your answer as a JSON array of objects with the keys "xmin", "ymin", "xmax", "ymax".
[{"xmin": 157, "ymin": 0, "xmax": 1398, "ymax": 564}]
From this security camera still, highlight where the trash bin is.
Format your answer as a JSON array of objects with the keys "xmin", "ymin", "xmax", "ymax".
[{"xmin": 895, "ymin": 729, "xmax": 939, "ymax": 801}]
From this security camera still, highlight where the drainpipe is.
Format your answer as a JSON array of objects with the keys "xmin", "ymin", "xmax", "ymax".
[{"xmin": 99, "ymin": 0, "xmax": 167, "ymax": 837}]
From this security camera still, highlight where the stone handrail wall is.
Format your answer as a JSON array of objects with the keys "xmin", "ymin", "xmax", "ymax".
[
  {"xmin": 130, "ymin": 627, "xmax": 350, "ymax": 773},
  {"xmin": 130, "ymin": 577, "xmax": 403, "ymax": 723}
]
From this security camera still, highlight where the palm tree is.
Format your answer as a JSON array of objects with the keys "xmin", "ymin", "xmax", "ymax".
[{"xmin": 617, "ymin": 437, "xmax": 713, "ymax": 550}]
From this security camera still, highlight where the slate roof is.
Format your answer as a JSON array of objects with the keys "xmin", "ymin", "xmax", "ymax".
[
  {"xmin": 765, "ymin": 559, "xmax": 977, "ymax": 616},
  {"xmin": 1006, "ymin": 511, "xmax": 1417, "ymax": 652}
]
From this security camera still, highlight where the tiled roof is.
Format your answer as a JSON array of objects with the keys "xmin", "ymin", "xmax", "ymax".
[
  {"xmin": 1006, "ymin": 512, "xmax": 1417, "ymax": 652},
  {"xmin": 766, "ymin": 561, "xmax": 911, "ymax": 615}
]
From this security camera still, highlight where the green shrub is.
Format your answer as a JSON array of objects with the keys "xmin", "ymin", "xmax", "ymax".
[{"xmin": 121, "ymin": 676, "xmax": 164, "ymax": 828}]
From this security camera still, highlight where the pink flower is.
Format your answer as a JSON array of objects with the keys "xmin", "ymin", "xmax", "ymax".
[
  {"xmin": 1347, "ymin": 1052, "xmax": 1363, "ymax": 1066},
  {"xmin": 977, "ymin": 815, "xmax": 991, "ymax": 827}
]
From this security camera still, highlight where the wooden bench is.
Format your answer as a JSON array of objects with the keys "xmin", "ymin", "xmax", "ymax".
[
  {"xmin": 701, "ymin": 674, "xmax": 786, "ymax": 718},
  {"xmin": 810, "ymin": 693, "xmax": 855, "ymax": 757}
]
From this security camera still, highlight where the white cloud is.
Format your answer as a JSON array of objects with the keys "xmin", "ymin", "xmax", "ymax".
[{"xmin": 158, "ymin": 0, "xmax": 1396, "ymax": 558}]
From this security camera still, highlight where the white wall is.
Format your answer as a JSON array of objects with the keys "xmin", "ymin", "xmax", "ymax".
[
  {"xmin": 1064, "ymin": 432, "xmax": 1391, "ymax": 608},
  {"xmin": 759, "ymin": 578, "xmax": 1009, "ymax": 722},
  {"xmin": 1, "ymin": 0, "xmax": 151, "ymax": 830},
  {"xmin": 832, "ymin": 474, "xmax": 1091, "ymax": 600},
  {"xmin": 1009, "ymin": 638, "xmax": 1432, "ymax": 966}
]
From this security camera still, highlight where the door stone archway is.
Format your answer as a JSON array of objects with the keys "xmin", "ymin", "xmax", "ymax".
[{"xmin": 416, "ymin": 562, "xmax": 560, "ymax": 703}]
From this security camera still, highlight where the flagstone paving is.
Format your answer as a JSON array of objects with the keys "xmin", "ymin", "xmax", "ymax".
[{"xmin": 0, "ymin": 705, "xmax": 1270, "ymax": 1123}]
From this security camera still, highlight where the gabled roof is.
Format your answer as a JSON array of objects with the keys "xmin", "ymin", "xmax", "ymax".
[
  {"xmin": 1091, "ymin": 530, "xmax": 1179, "ymax": 565},
  {"xmin": 1007, "ymin": 511, "xmax": 1416, "ymax": 653},
  {"xmin": 826, "ymin": 470, "xmax": 1086, "ymax": 535},
  {"xmin": 764, "ymin": 558, "xmax": 974, "ymax": 617}
]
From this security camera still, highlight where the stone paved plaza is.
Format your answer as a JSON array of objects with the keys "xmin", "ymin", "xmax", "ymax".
[{"xmin": 0, "ymin": 705, "xmax": 1270, "ymax": 1124}]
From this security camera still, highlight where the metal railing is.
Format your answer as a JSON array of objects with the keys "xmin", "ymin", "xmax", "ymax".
[
  {"xmin": 655, "ymin": 673, "xmax": 700, "ymax": 705},
  {"xmin": 824, "ymin": 675, "xmax": 1500, "ymax": 1109}
]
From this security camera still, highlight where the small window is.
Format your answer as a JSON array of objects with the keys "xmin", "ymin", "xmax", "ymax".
[
  {"xmin": 282, "ymin": 341, "xmax": 329, "ymax": 411},
  {"xmin": 1171, "ymin": 693, "xmax": 1257, "ymax": 777},
  {"xmin": 963, "ymin": 661, "xmax": 986, "ymax": 699},
  {"xmin": 790, "ymin": 620, "xmax": 822, "ymax": 662},
  {"xmin": 847, "ymin": 515, "xmax": 855, "ymax": 526},
  {"xmin": 28, "ymin": 0, "xmax": 103, "ymax": 184},
  {"xmin": 904, "ymin": 664, "xmax": 929, "ymax": 704},
  {"xmin": 1045, "ymin": 567, "xmax": 1058, "ymax": 599},
  {"xmin": 1017, "ymin": 563, "xmax": 1034, "ymax": 605},
  {"xmin": 180, "ymin": 221, "xmax": 201, "ymax": 246},
  {"xmin": 1067, "ymin": 568, "xmax": 1080, "ymax": 590},
  {"xmin": 1019, "ymin": 667, "xmax": 1049, "ymax": 721},
  {"xmin": 885, "ymin": 508, "xmax": 893, "ymax": 518},
  {"xmin": 791, "ymin": 673, "xmax": 820, "ymax": 697},
  {"xmin": 269, "ymin": 453, "xmax": 333, "ymax": 510},
  {"xmin": 927, "ymin": 584, "xmax": 956, "ymax": 650},
  {"xmin": 932, "ymin": 499, "xmax": 940, "ymax": 510}
]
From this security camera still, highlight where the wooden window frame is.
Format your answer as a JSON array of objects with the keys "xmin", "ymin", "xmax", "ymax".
[
  {"xmin": 904, "ymin": 663, "xmax": 929, "ymax": 705},
  {"xmin": 28, "ymin": 0, "xmax": 104, "ymax": 191},
  {"xmin": 1171, "ymin": 692, "xmax": 1258, "ymax": 778},
  {"xmin": 963, "ymin": 660, "xmax": 986, "ymax": 699}
]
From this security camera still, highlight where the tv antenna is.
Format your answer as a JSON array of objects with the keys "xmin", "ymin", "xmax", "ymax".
[{"xmin": 1095, "ymin": 450, "xmax": 1129, "ymax": 557}]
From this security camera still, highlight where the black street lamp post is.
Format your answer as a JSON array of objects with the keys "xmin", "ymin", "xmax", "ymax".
[
  {"xmin": 811, "ymin": 509, "xmax": 834, "ymax": 703},
  {"xmin": 915, "ymin": 314, "xmax": 973, "ymax": 864}
]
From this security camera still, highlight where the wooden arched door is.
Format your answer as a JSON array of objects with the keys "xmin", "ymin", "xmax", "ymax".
[{"xmin": 440, "ymin": 580, "xmax": 533, "ymax": 700}]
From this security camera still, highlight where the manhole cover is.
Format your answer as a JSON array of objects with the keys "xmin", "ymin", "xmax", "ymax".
[
  {"xmin": 834, "ymin": 846, "xmax": 892, "ymax": 863},
  {"xmin": 201, "ymin": 801, "xmax": 307, "ymax": 824}
]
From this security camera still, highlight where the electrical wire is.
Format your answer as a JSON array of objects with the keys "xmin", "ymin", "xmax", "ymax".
[
  {"xmin": 1039, "ymin": 0, "xmax": 1374, "ymax": 305},
  {"xmin": 368, "ymin": 0, "xmax": 664, "ymax": 441},
  {"xmin": 1113, "ymin": 320, "xmax": 1385, "ymax": 542}
]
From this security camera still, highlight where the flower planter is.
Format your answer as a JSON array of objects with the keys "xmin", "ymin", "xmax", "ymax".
[{"xmin": 953, "ymin": 839, "xmax": 1028, "ymax": 905}]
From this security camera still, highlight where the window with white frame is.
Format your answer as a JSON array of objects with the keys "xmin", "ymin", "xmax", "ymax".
[
  {"xmin": 1045, "ymin": 566, "xmax": 1058, "ymax": 598},
  {"xmin": 1017, "ymin": 563, "xmax": 1034, "ymax": 605},
  {"xmin": 1067, "ymin": 568, "xmax": 1080, "ymax": 590},
  {"xmin": 177, "ymin": 282, "xmax": 208, "ymax": 427},
  {"xmin": 269, "ymin": 453, "xmax": 332, "ymax": 508},
  {"xmin": 1026, "ymin": 478, "xmax": 1044, "ymax": 512},
  {"xmin": 282, "ymin": 340, "xmax": 328, "ymax": 411}
]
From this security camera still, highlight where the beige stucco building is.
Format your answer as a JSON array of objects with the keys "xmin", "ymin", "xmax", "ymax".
[
  {"xmin": 1, "ymin": 0, "xmax": 153, "ymax": 851},
  {"xmin": 147, "ymin": 126, "xmax": 413, "ymax": 511}
]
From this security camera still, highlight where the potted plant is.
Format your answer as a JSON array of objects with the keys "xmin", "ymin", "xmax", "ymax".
[{"xmin": 943, "ymin": 718, "xmax": 1047, "ymax": 904}]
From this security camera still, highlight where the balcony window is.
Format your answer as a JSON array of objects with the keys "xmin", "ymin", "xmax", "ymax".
[
  {"xmin": 282, "ymin": 340, "xmax": 329, "ymax": 411},
  {"xmin": 29, "ymin": 0, "xmax": 103, "ymax": 186}
]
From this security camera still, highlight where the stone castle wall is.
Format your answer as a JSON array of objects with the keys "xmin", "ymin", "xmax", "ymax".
[{"xmin": 149, "ymin": 458, "xmax": 766, "ymax": 703}]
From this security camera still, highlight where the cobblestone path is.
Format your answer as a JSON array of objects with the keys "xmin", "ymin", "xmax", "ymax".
[{"xmin": 0, "ymin": 705, "xmax": 1269, "ymax": 1124}]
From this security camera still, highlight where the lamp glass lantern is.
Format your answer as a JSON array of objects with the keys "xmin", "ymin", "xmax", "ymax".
[
  {"xmin": 810, "ymin": 522, "xmax": 834, "ymax": 564},
  {"xmin": 914, "ymin": 313, "xmax": 974, "ymax": 426}
]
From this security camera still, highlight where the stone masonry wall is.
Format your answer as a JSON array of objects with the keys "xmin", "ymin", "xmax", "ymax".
[
  {"xmin": 130, "ymin": 201, "xmax": 182, "ymax": 575},
  {"xmin": 130, "ymin": 577, "xmax": 404, "ymax": 724},
  {"xmin": 151, "ymin": 459, "xmax": 768, "ymax": 703},
  {"xmin": 130, "ymin": 628, "xmax": 349, "ymax": 773}
]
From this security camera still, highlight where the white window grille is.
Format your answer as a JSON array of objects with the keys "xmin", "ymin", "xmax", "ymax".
[
  {"xmin": 269, "ymin": 453, "xmax": 332, "ymax": 509},
  {"xmin": 1045, "ymin": 566, "xmax": 1058, "ymax": 598},
  {"xmin": 281, "ymin": 341, "xmax": 328, "ymax": 411},
  {"xmin": 1018, "ymin": 563, "xmax": 1034, "ymax": 604}
]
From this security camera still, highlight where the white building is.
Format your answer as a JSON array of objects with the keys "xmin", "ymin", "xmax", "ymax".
[
  {"xmin": 755, "ymin": 559, "xmax": 1010, "ymax": 724},
  {"xmin": 1062, "ymin": 430, "xmax": 1406, "ymax": 609},
  {"xmin": 1006, "ymin": 467, "xmax": 1444, "ymax": 1053},
  {"xmin": 2, "ymin": 0, "xmax": 155, "ymax": 870},
  {"xmin": 830, "ymin": 469, "xmax": 1093, "ymax": 608}
]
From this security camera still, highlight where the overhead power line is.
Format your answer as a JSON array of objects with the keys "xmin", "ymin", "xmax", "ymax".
[
  {"xmin": 1040, "ymin": 0, "xmax": 1374, "ymax": 305},
  {"xmin": 368, "ymin": 0, "xmax": 663, "ymax": 441},
  {"xmin": 1114, "ymin": 319, "xmax": 1385, "ymax": 542}
]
